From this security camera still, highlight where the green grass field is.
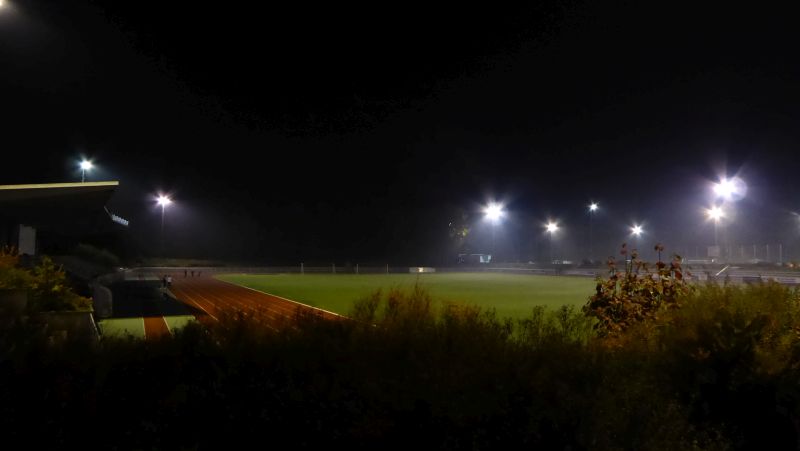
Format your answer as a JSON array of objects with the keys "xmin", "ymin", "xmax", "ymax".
[{"xmin": 216, "ymin": 272, "xmax": 596, "ymax": 320}]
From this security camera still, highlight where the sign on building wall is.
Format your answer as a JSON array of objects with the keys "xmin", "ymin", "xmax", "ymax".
[{"xmin": 18, "ymin": 224, "xmax": 36, "ymax": 255}]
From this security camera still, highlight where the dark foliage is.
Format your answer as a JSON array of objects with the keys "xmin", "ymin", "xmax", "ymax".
[{"xmin": 1, "ymin": 283, "xmax": 799, "ymax": 449}]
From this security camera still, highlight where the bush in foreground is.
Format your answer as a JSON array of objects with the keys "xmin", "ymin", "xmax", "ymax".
[{"xmin": 1, "ymin": 281, "xmax": 800, "ymax": 449}]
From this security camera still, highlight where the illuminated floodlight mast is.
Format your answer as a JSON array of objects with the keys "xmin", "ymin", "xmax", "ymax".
[
  {"xmin": 483, "ymin": 202, "xmax": 505, "ymax": 260},
  {"xmin": 546, "ymin": 221, "xmax": 558, "ymax": 263},
  {"xmin": 588, "ymin": 202, "xmax": 598, "ymax": 260},
  {"xmin": 706, "ymin": 206, "xmax": 724, "ymax": 221},
  {"xmin": 712, "ymin": 177, "xmax": 747, "ymax": 202},
  {"xmin": 630, "ymin": 224, "xmax": 643, "ymax": 252},
  {"xmin": 710, "ymin": 177, "xmax": 745, "ymax": 260},
  {"xmin": 157, "ymin": 194, "xmax": 172, "ymax": 255},
  {"xmin": 79, "ymin": 160, "xmax": 93, "ymax": 182},
  {"xmin": 706, "ymin": 206, "xmax": 724, "ymax": 247},
  {"xmin": 484, "ymin": 203, "xmax": 504, "ymax": 223}
]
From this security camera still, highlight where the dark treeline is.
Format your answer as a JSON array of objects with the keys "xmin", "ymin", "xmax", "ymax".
[{"xmin": 2, "ymin": 283, "xmax": 800, "ymax": 449}]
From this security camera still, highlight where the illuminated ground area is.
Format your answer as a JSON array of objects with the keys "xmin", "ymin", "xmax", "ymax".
[
  {"xmin": 216, "ymin": 273, "xmax": 596, "ymax": 320},
  {"xmin": 94, "ymin": 277, "xmax": 197, "ymax": 339}
]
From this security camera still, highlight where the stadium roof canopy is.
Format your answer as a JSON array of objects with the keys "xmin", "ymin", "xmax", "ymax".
[{"xmin": 0, "ymin": 181, "xmax": 124, "ymax": 230}]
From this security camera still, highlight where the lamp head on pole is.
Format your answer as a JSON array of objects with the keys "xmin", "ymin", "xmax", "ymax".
[
  {"xmin": 712, "ymin": 176, "xmax": 747, "ymax": 201},
  {"xmin": 79, "ymin": 159, "xmax": 93, "ymax": 181},
  {"xmin": 706, "ymin": 205, "xmax": 724, "ymax": 222},
  {"xmin": 157, "ymin": 195, "xmax": 172, "ymax": 208},
  {"xmin": 484, "ymin": 202, "xmax": 504, "ymax": 223}
]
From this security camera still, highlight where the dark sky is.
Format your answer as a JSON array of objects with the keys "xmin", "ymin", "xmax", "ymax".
[{"xmin": 2, "ymin": 1, "xmax": 800, "ymax": 264}]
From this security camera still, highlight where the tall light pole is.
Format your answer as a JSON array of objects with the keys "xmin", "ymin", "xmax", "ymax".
[
  {"xmin": 79, "ymin": 160, "xmax": 93, "ymax": 182},
  {"xmin": 157, "ymin": 195, "xmax": 172, "ymax": 256},
  {"xmin": 711, "ymin": 177, "xmax": 746, "ymax": 261},
  {"xmin": 588, "ymin": 202, "xmax": 598, "ymax": 261},
  {"xmin": 484, "ymin": 202, "xmax": 504, "ymax": 263},
  {"xmin": 706, "ymin": 206, "xmax": 723, "ymax": 246},
  {"xmin": 546, "ymin": 222, "xmax": 558, "ymax": 264},
  {"xmin": 630, "ymin": 224, "xmax": 643, "ymax": 253}
]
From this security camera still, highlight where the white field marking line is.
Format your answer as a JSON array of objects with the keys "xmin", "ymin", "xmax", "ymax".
[
  {"xmin": 210, "ymin": 288, "xmax": 290, "ymax": 321},
  {"xmin": 182, "ymin": 280, "xmax": 284, "ymax": 330},
  {"xmin": 218, "ymin": 277, "xmax": 345, "ymax": 318},
  {"xmin": 182, "ymin": 277, "xmax": 293, "ymax": 321},
  {"xmin": 215, "ymin": 276, "xmax": 346, "ymax": 318},
  {"xmin": 215, "ymin": 283, "xmax": 304, "ymax": 317},
  {"xmin": 180, "ymin": 280, "xmax": 280, "ymax": 332},
  {"xmin": 174, "ymin": 285, "xmax": 218, "ymax": 321},
  {"xmin": 184, "ymin": 280, "xmax": 264, "ymax": 317},
  {"xmin": 151, "ymin": 293, "xmax": 173, "ymax": 335},
  {"xmin": 198, "ymin": 279, "xmax": 308, "ymax": 321},
  {"xmin": 141, "ymin": 317, "xmax": 147, "ymax": 340},
  {"xmin": 180, "ymin": 286, "xmax": 225, "ymax": 322},
  {"xmin": 199, "ymin": 281, "xmax": 274, "ymax": 315}
]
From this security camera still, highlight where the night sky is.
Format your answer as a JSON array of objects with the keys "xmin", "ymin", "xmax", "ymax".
[{"xmin": 2, "ymin": 1, "xmax": 799, "ymax": 264}]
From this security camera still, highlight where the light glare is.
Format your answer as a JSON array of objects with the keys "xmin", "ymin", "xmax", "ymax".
[
  {"xmin": 713, "ymin": 178, "xmax": 734, "ymax": 198},
  {"xmin": 712, "ymin": 176, "xmax": 747, "ymax": 201},
  {"xmin": 79, "ymin": 160, "xmax": 93, "ymax": 170},
  {"xmin": 631, "ymin": 224, "xmax": 643, "ymax": 236},
  {"xmin": 484, "ymin": 203, "xmax": 504, "ymax": 222},
  {"xmin": 546, "ymin": 222, "xmax": 558, "ymax": 233},
  {"xmin": 589, "ymin": 202, "xmax": 598, "ymax": 212},
  {"xmin": 706, "ymin": 206, "xmax": 724, "ymax": 221},
  {"xmin": 157, "ymin": 195, "xmax": 172, "ymax": 207}
]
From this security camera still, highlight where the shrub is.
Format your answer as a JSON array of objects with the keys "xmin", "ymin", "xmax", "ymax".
[
  {"xmin": 584, "ymin": 243, "xmax": 693, "ymax": 337},
  {"xmin": 26, "ymin": 257, "xmax": 92, "ymax": 313},
  {"xmin": 0, "ymin": 247, "xmax": 32, "ymax": 290}
]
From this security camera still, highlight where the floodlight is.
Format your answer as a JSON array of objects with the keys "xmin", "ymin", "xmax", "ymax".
[
  {"xmin": 706, "ymin": 206, "xmax": 724, "ymax": 221},
  {"xmin": 712, "ymin": 177, "xmax": 747, "ymax": 201},
  {"xmin": 630, "ymin": 224, "xmax": 643, "ymax": 236},
  {"xmin": 546, "ymin": 222, "xmax": 559, "ymax": 233},
  {"xmin": 484, "ymin": 203, "xmax": 504, "ymax": 222},
  {"xmin": 156, "ymin": 194, "xmax": 173, "ymax": 256},
  {"xmin": 588, "ymin": 202, "xmax": 598, "ymax": 261},
  {"xmin": 79, "ymin": 159, "xmax": 93, "ymax": 182},
  {"xmin": 713, "ymin": 179, "xmax": 733, "ymax": 198}
]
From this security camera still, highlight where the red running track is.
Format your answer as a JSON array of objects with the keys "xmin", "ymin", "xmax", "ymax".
[{"xmin": 168, "ymin": 273, "xmax": 342, "ymax": 328}]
